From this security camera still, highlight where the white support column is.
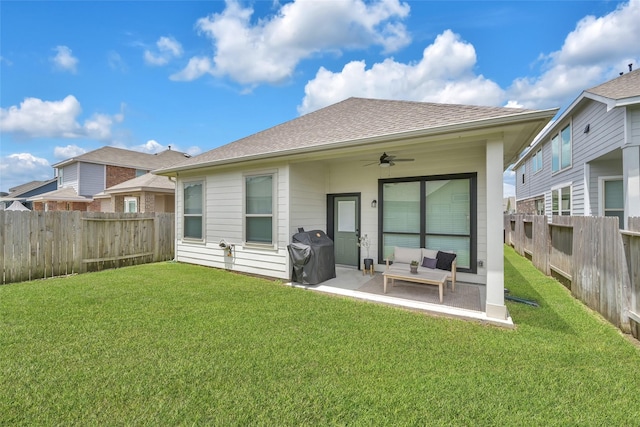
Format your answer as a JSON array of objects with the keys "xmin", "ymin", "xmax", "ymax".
[
  {"xmin": 623, "ymin": 145, "xmax": 640, "ymax": 229},
  {"xmin": 485, "ymin": 138, "xmax": 507, "ymax": 320}
]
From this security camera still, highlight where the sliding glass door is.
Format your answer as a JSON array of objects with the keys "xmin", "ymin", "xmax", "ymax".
[{"xmin": 380, "ymin": 173, "xmax": 476, "ymax": 272}]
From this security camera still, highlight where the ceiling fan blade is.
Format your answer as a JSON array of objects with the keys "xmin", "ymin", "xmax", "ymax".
[
  {"xmin": 393, "ymin": 158, "xmax": 414, "ymax": 162},
  {"xmin": 361, "ymin": 161, "xmax": 379, "ymax": 166}
]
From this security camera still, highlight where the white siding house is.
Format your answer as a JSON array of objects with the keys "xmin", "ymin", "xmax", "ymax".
[
  {"xmin": 515, "ymin": 69, "xmax": 640, "ymax": 229},
  {"xmin": 156, "ymin": 97, "xmax": 556, "ymax": 322}
]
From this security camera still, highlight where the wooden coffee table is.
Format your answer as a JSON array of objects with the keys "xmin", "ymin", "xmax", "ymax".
[{"xmin": 383, "ymin": 268, "xmax": 449, "ymax": 303}]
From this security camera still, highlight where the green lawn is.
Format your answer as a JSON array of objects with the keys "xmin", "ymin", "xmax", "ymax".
[{"xmin": 1, "ymin": 245, "xmax": 639, "ymax": 425}]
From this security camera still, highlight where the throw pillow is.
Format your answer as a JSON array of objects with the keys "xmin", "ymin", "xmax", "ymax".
[
  {"xmin": 422, "ymin": 257, "xmax": 437, "ymax": 269},
  {"xmin": 394, "ymin": 246, "xmax": 422, "ymax": 264},
  {"xmin": 422, "ymin": 248, "xmax": 438, "ymax": 259},
  {"xmin": 436, "ymin": 251, "xmax": 457, "ymax": 271}
]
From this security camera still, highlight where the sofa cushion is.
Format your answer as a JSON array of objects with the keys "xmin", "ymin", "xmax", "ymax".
[
  {"xmin": 422, "ymin": 248, "xmax": 438, "ymax": 259},
  {"xmin": 394, "ymin": 246, "xmax": 422, "ymax": 264},
  {"xmin": 422, "ymin": 256, "xmax": 437, "ymax": 269},
  {"xmin": 436, "ymin": 251, "xmax": 457, "ymax": 271}
]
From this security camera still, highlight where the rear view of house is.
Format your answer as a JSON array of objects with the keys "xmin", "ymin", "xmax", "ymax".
[
  {"xmin": 156, "ymin": 97, "xmax": 556, "ymax": 322},
  {"xmin": 515, "ymin": 68, "xmax": 640, "ymax": 228}
]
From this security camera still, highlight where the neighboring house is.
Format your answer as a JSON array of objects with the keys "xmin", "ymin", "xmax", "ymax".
[
  {"xmin": 514, "ymin": 68, "xmax": 640, "ymax": 229},
  {"xmin": 93, "ymin": 173, "xmax": 176, "ymax": 213},
  {"xmin": 29, "ymin": 146, "xmax": 189, "ymax": 212},
  {"xmin": 155, "ymin": 97, "xmax": 556, "ymax": 322},
  {"xmin": 0, "ymin": 178, "xmax": 57, "ymax": 210},
  {"xmin": 503, "ymin": 196, "xmax": 516, "ymax": 214}
]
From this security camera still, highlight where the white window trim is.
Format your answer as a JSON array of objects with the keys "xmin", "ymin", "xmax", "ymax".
[
  {"xmin": 532, "ymin": 149, "xmax": 543, "ymax": 174},
  {"xmin": 243, "ymin": 170, "xmax": 278, "ymax": 250},
  {"xmin": 124, "ymin": 196, "xmax": 138, "ymax": 213},
  {"xmin": 182, "ymin": 178, "xmax": 205, "ymax": 243},
  {"xmin": 551, "ymin": 121, "xmax": 573, "ymax": 175},
  {"xmin": 551, "ymin": 182, "xmax": 572, "ymax": 216},
  {"xmin": 598, "ymin": 175, "xmax": 624, "ymax": 216}
]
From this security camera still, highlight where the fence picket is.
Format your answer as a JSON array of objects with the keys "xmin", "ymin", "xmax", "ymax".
[
  {"xmin": 506, "ymin": 214, "xmax": 638, "ymax": 336},
  {"xmin": 0, "ymin": 212, "xmax": 174, "ymax": 285}
]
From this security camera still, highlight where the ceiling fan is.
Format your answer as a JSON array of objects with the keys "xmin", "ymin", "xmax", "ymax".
[{"xmin": 362, "ymin": 152, "xmax": 414, "ymax": 167}]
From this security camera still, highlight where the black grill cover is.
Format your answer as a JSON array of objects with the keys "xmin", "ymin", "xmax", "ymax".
[{"xmin": 288, "ymin": 230, "xmax": 336, "ymax": 285}]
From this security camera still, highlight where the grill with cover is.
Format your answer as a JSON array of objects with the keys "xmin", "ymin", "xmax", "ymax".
[{"xmin": 288, "ymin": 230, "xmax": 336, "ymax": 285}]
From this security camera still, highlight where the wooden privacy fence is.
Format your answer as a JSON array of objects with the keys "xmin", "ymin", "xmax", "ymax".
[
  {"xmin": 505, "ymin": 214, "xmax": 640, "ymax": 339},
  {"xmin": 0, "ymin": 211, "xmax": 175, "ymax": 285}
]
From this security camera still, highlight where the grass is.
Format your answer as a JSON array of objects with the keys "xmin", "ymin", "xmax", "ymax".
[{"xmin": 1, "ymin": 245, "xmax": 639, "ymax": 426}]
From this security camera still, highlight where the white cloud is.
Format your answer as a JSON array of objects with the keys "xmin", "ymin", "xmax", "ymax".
[
  {"xmin": 51, "ymin": 45, "xmax": 78, "ymax": 73},
  {"xmin": 299, "ymin": 30, "xmax": 504, "ymax": 114},
  {"xmin": 503, "ymin": 183, "xmax": 515, "ymax": 198},
  {"xmin": 507, "ymin": 0, "xmax": 640, "ymax": 109},
  {"xmin": 185, "ymin": 146, "xmax": 202, "ymax": 157},
  {"xmin": 108, "ymin": 51, "xmax": 128, "ymax": 72},
  {"xmin": 170, "ymin": 57, "xmax": 213, "ymax": 81},
  {"xmin": 134, "ymin": 139, "xmax": 165, "ymax": 154},
  {"xmin": 0, "ymin": 153, "xmax": 52, "ymax": 192},
  {"xmin": 0, "ymin": 95, "xmax": 122, "ymax": 141},
  {"xmin": 144, "ymin": 36, "xmax": 183, "ymax": 66},
  {"xmin": 176, "ymin": 0, "xmax": 410, "ymax": 85},
  {"xmin": 54, "ymin": 145, "xmax": 86, "ymax": 159},
  {"xmin": 503, "ymin": 169, "xmax": 516, "ymax": 197}
]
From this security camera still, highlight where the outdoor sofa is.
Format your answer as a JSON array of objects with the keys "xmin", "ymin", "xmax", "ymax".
[{"xmin": 385, "ymin": 246, "xmax": 457, "ymax": 290}]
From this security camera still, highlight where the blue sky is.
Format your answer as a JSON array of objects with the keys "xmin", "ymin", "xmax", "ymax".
[{"xmin": 1, "ymin": 0, "xmax": 639, "ymax": 195}]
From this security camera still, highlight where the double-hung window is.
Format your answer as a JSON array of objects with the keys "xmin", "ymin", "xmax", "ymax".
[
  {"xmin": 183, "ymin": 181, "xmax": 203, "ymax": 240},
  {"xmin": 532, "ymin": 149, "xmax": 542, "ymax": 173},
  {"xmin": 245, "ymin": 174, "xmax": 274, "ymax": 245},
  {"xmin": 552, "ymin": 124, "xmax": 572, "ymax": 172},
  {"xmin": 601, "ymin": 178, "xmax": 624, "ymax": 228},
  {"xmin": 380, "ymin": 173, "xmax": 476, "ymax": 272},
  {"xmin": 551, "ymin": 185, "xmax": 571, "ymax": 216},
  {"xmin": 124, "ymin": 197, "xmax": 138, "ymax": 213}
]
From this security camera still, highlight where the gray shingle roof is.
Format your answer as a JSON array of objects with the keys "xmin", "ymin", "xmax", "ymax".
[
  {"xmin": 52, "ymin": 147, "xmax": 190, "ymax": 170},
  {"xmin": 586, "ymin": 68, "xmax": 640, "ymax": 100},
  {"xmin": 8, "ymin": 179, "xmax": 57, "ymax": 197},
  {"xmin": 158, "ymin": 97, "xmax": 533, "ymax": 171},
  {"xmin": 101, "ymin": 173, "xmax": 174, "ymax": 194},
  {"xmin": 27, "ymin": 187, "xmax": 92, "ymax": 202}
]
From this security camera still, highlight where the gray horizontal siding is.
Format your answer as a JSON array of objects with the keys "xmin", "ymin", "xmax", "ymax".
[
  {"xmin": 78, "ymin": 162, "xmax": 105, "ymax": 196},
  {"xmin": 517, "ymin": 99, "xmax": 627, "ymax": 217}
]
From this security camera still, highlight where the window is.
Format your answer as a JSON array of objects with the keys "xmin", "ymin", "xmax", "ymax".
[
  {"xmin": 535, "ymin": 198, "xmax": 545, "ymax": 216},
  {"xmin": 380, "ymin": 174, "xmax": 475, "ymax": 272},
  {"xmin": 57, "ymin": 168, "xmax": 64, "ymax": 186},
  {"xmin": 532, "ymin": 149, "xmax": 542, "ymax": 173},
  {"xmin": 551, "ymin": 185, "xmax": 571, "ymax": 216},
  {"xmin": 245, "ymin": 174, "xmax": 274, "ymax": 244},
  {"xmin": 136, "ymin": 169, "xmax": 147, "ymax": 177},
  {"xmin": 552, "ymin": 124, "xmax": 571, "ymax": 172},
  {"xmin": 124, "ymin": 197, "xmax": 138, "ymax": 213},
  {"xmin": 183, "ymin": 181, "xmax": 203, "ymax": 240},
  {"xmin": 602, "ymin": 178, "xmax": 624, "ymax": 228}
]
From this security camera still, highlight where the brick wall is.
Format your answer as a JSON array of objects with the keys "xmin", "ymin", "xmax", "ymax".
[
  {"xmin": 114, "ymin": 196, "xmax": 124, "ymax": 212},
  {"xmin": 87, "ymin": 200, "xmax": 101, "ymax": 212},
  {"xmin": 141, "ymin": 192, "xmax": 155, "ymax": 213},
  {"xmin": 106, "ymin": 165, "xmax": 137, "ymax": 188},
  {"xmin": 517, "ymin": 196, "xmax": 543, "ymax": 215}
]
